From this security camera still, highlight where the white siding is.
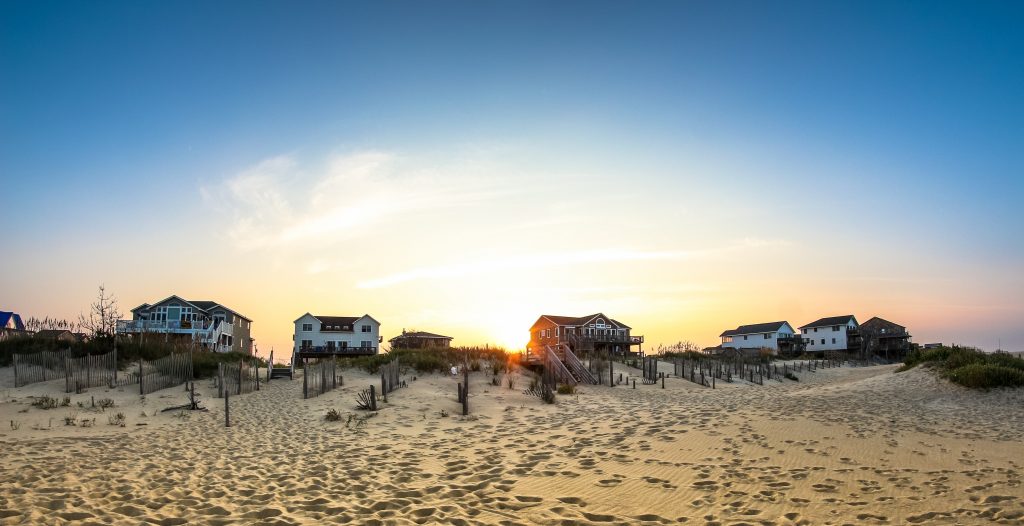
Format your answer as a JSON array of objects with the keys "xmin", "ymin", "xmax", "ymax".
[
  {"xmin": 293, "ymin": 314, "xmax": 381, "ymax": 354},
  {"xmin": 802, "ymin": 318, "xmax": 858, "ymax": 351},
  {"xmin": 722, "ymin": 323, "xmax": 795, "ymax": 351}
]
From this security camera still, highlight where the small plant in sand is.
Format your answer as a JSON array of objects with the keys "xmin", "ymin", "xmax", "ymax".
[
  {"xmin": 491, "ymin": 362, "xmax": 501, "ymax": 375},
  {"xmin": 490, "ymin": 376, "xmax": 500, "ymax": 386},
  {"xmin": 31, "ymin": 395, "xmax": 60, "ymax": 410},
  {"xmin": 439, "ymin": 409, "xmax": 449, "ymax": 418},
  {"xmin": 470, "ymin": 359, "xmax": 481, "ymax": 372},
  {"xmin": 96, "ymin": 398, "xmax": 115, "ymax": 410},
  {"xmin": 506, "ymin": 375, "xmax": 517, "ymax": 390},
  {"xmin": 325, "ymin": 408, "xmax": 342, "ymax": 422},
  {"xmin": 80, "ymin": 418, "xmax": 96, "ymax": 428},
  {"xmin": 63, "ymin": 412, "xmax": 79, "ymax": 426},
  {"xmin": 108, "ymin": 412, "xmax": 126, "ymax": 427},
  {"xmin": 557, "ymin": 384, "xmax": 576, "ymax": 395},
  {"xmin": 10, "ymin": 420, "xmax": 21, "ymax": 430}
]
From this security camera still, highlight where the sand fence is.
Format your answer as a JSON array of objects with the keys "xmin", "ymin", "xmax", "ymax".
[
  {"xmin": 14, "ymin": 349, "xmax": 118, "ymax": 393},
  {"xmin": 302, "ymin": 356, "xmax": 340, "ymax": 399},
  {"xmin": 215, "ymin": 358, "xmax": 261, "ymax": 398}
]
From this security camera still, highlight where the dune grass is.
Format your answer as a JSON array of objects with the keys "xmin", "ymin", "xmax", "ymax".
[{"xmin": 899, "ymin": 345, "xmax": 1024, "ymax": 389}]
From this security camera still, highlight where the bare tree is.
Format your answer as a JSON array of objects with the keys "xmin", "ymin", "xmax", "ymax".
[{"xmin": 79, "ymin": 285, "xmax": 122, "ymax": 339}]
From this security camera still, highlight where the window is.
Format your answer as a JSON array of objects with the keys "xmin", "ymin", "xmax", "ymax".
[
  {"xmin": 361, "ymin": 324, "xmax": 371, "ymax": 333},
  {"xmin": 832, "ymin": 326, "xmax": 840, "ymax": 332},
  {"xmin": 360, "ymin": 341, "xmax": 371, "ymax": 348},
  {"xmin": 326, "ymin": 341, "xmax": 336, "ymax": 350},
  {"xmin": 821, "ymin": 339, "xmax": 825, "ymax": 345},
  {"xmin": 832, "ymin": 338, "xmax": 836, "ymax": 344},
  {"xmin": 340, "ymin": 341, "xmax": 348, "ymax": 348},
  {"xmin": 743, "ymin": 335, "xmax": 748, "ymax": 340},
  {"xmin": 302, "ymin": 323, "xmax": 313, "ymax": 332},
  {"xmin": 301, "ymin": 339, "xmax": 312, "ymax": 349},
  {"xmin": 764, "ymin": 333, "xmax": 770, "ymax": 339},
  {"xmin": 814, "ymin": 327, "xmax": 818, "ymax": 333}
]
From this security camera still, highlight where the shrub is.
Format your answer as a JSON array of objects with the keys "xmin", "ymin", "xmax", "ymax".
[
  {"xmin": 899, "ymin": 345, "xmax": 1024, "ymax": 389},
  {"xmin": 557, "ymin": 384, "xmax": 576, "ymax": 395},
  {"xmin": 491, "ymin": 362, "xmax": 501, "ymax": 375},
  {"xmin": 469, "ymin": 360, "xmax": 481, "ymax": 372},
  {"xmin": 108, "ymin": 412, "xmax": 126, "ymax": 427},
  {"xmin": 506, "ymin": 375, "xmax": 517, "ymax": 390},
  {"xmin": 31, "ymin": 395, "xmax": 60, "ymax": 410},
  {"xmin": 96, "ymin": 398, "xmax": 115, "ymax": 410},
  {"xmin": 325, "ymin": 409, "xmax": 342, "ymax": 422}
]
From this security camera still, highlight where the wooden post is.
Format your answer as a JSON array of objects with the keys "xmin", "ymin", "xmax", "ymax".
[
  {"xmin": 12, "ymin": 354, "xmax": 17, "ymax": 388},
  {"xmin": 370, "ymin": 384, "xmax": 377, "ymax": 411},
  {"xmin": 224, "ymin": 390, "xmax": 230, "ymax": 427},
  {"xmin": 457, "ymin": 383, "xmax": 463, "ymax": 404},
  {"xmin": 382, "ymin": 373, "xmax": 388, "ymax": 403},
  {"xmin": 632, "ymin": 379, "xmax": 636, "ymax": 389},
  {"xmin": 302, "ymin": 359, "xmax": 308, "ymax": 399},
  {"xmin": 662, "ymin": 375, "xmax": 665, "ymax": 389},
  {"xmin": 462, "ymin": 385, "xmax": 468, "ymax": 416},
  {"xmin": 139, "ymin": 359, "xmax": 144, "ymax": 395}
]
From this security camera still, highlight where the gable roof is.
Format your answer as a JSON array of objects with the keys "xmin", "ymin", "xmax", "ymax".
[
  {"xmin": 720, "ymin": 321, "xmax": 791, "ymax": 337},
  {"xmin": 35, "ymin": 329, "xmax": 73, "ymax": 338},
  {"xmin": 389, "ymin": 331, "xmax": 453, "ymax": 342},
  {"xmin": 134, "ymin": 296, "xmax": 252, "ymax": 322},
  {"xmin": 799, "ymin": 315, "xmax": 858, "ymax": 330},
  {"xmin": 532, "ymin": 313, "xmax": 630, "ymax": 330},
  {"xmin": 295, "ymin": 313, "xmax": 381, "ymax": 327},
  {"xmin": 0, "ymin": 311, "xmax": 25, "ymax": 331},
  {"xmin": 860, "ymin": 316, "xmax": 906, "ymax": 330}
]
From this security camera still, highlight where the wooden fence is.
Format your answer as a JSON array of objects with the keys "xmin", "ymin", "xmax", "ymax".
[
  {"xmin": 137, "ymin": 352, "xmax": 194, "ymax": 395},
  {"xmin": 12, "ymin": 350, "xmax": 69, "ymax": 388},
  {"xmin": 302, "ymin": 357, "xmax": 339, "ymax": 399},
  {"xmin": 64, "ymin": 351, "xmax": 118, "ymax": 393},
  {"xmin": 217, "ymin": 359, "xmax": 261, "ymax": 398},
  {"xmin": 380, "ymin": 357, "xmax": 403, "ymax": 402}
]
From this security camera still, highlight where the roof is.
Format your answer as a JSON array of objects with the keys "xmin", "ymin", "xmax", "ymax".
[
  {"xmin": 35, "ymin": 329, "xmax": 73, "ymax": 338},
  {"xmin": 720, "ymin": 321, "xmax": 791, "ymax": 337},
  {"xmin": 133, "ymin": 296, "xmax": 252, "ymax": 322},
  {"xmin": 798, "ymin": 315, "xmax": 857, "ymax": 330},
  {"xmin": 860, "ymin": 316, "xmax": 906, "ymax": 330},
  {"xmin": 294, "ymin": 313, "xmax": 381, "ymax": 327},
  {"xmin": 389, "ymin": 331, "xmax": 453, "ymax": 342},
  {"xmin": 0, "ymin": 311, "xmax": 26, "ymax": 331},
  {"xmin": 533, "ymin": 313, "xmax": 631, "ymax": 330}
]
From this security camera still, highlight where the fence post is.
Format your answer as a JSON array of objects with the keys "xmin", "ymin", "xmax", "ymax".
[
  {"xmin": 238, "ymin": 363, "xmax": 243, "ymax": 396},
  {"xmin": 225, "ymin": 390, "xmax": 230, "ymax": 427},
  {"xmin": 302, "ymin": 359, "xmax": 308, "ymax": 399},
  {"xmin": 140, "ymin": 359, "xmax": 145, "ymax": 395},
  {"xmin": 370, "ymin": 384, "xmax": 377, "ymax": 411},
  {"xmin": 12, "ymin": 354, "xmax": 17, "ymax": 388}
]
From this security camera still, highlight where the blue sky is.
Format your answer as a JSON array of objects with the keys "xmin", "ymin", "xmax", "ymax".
[{"xmin": 2, "ymin": 1, "xmax": 1022, "ymax": 352}]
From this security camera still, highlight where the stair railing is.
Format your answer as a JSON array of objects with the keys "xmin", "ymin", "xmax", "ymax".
[
  {"xmin": 561, "ymin": 344, "xmax": 598, "ymax": 384},
  {"xmin": 545, "ymin": 345, "xmax": 578, "ymax": 386}
]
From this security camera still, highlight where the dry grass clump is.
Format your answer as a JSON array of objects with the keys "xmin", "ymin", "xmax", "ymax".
[{"xmin": 899, "ymin": 345, "xmax": 1024, "ymax": 389}]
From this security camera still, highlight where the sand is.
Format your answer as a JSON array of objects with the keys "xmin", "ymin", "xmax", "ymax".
[{"xmin": 0, "ymin": 360, "xmax": 1022, "ymax": 525}]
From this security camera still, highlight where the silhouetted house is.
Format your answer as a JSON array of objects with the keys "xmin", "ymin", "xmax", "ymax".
[
  {"xmin": 117, "ymin": 295, "xmax": 254, "ymax": 354},
  {"xmin": 528, "ymin": 313, "xmax": 643, "ymax": 358},
  {"xmin": 389, "ymin": 330, "xmax": 453, "ymax": 350},
  {"xmin": 859, "ymin": 317, "xmax": 912, "ymax": 360},
  {"xmin": 293, "ymin": 313, "xmax": 381, "ymax": 358},
  {"xmin": 719, "ymin": 321, "xmax": 803, "ymax": 354},
  {"xmin": 0, "ymin": 311, "xmax": 28, "ymax": 341},
  {"xmin": 798, "ymin": 315, "xmax": 861, "ymax": 353},
  {"xmin": 34, "ymin": 329, "xmax": 77, "ymax": 343}
]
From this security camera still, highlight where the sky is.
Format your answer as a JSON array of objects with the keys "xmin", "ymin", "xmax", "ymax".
[{"xmin": 2, "ymin": 1, "xmax": 1023, "ymax": 356}]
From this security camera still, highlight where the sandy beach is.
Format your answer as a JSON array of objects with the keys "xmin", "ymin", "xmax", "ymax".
[{"xmin": 1, "ymin": 361, "xmax": 1022, "ymax": 525}]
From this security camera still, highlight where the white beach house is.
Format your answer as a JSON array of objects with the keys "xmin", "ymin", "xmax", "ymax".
[
  {"xmin": 293, "ymin": 313, "xmax": 382, "ymax": 359},
  {"xmin": 798, "ymin": 315, "xmax": 860, "ymax": 352},
  {"xmin": 719, "ymin": 321, "xmax": 799, "ymax": 353}
]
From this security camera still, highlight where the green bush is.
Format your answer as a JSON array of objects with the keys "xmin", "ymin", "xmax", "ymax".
[
  {"xmin": 556, "ymin": 384, "xmax": 576, "ymax": 395},
  {"xmin": 899, "ymin": 345, "xmax": 1024, "ymax": 389}
]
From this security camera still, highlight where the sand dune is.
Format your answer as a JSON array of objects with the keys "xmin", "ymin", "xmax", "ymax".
[{"xmin": 0, "ymin": 361, "xmax": 1022, "ymax": 525}]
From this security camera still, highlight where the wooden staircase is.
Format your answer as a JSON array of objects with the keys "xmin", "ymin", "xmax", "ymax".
[
  {"xmin": 270, "ymin": 367, "xmax": 292, "ymax": 379},
  {"xmin": 558, "ymin": 344, "xmax": 598, "ymax": 385}
]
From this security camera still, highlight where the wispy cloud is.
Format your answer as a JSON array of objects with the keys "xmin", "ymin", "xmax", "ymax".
[
  {"xmin": 357, "ymin": 249, "xmax": 700, "ymax": 289},
  {"xmin": 201, "ymin": 150, "xmax": 515, "ymax": 253}
]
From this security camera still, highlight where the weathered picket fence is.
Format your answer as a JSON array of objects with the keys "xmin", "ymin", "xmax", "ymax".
[
  {"xmin": 137, "ymin": 352, "xmax": 194, "ymax": 395},
  {"xmin": 302, "ymin": 357, "xmax": 339, "ymax": 399},
  {"xmin": 64, "ymin": 350, "xmax": 118, "ymax": 393},
  {"xmin": 12, "ymin": 350, "xmax": 70, "ymax": 388},
  {"xmin": 216, "ymin": 358, "xmax": 261, "ymax": 398}
]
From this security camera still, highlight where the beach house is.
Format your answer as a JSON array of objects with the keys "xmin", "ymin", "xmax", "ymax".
[
  {"xmin": 798, "ymin": 315, "xmax": 861, "ymax": 353},
  {"xmin": 859, "ymin": 316, "xmax": 912, "ymax": 360},
  {"xmin": 388, "ymin": 330, "xmax": 453, "ymax": 350},
  {"xmin": 0, "ymin": 311, "xmax": 28, "ymax": 341},
  {"xmin": 293, "ymin": 313, "xmax": 382, "ymax": 359},
  {"xmin": 117, "ymin": 295, "xmax": 254, "ymax": 354},
  {"xmin": 528, "ymin": 313, "xmax": 643, "ymax": 358},
  {"xmin": 719, "ymin": 321, "xmax": 803, "ymax": 354}
]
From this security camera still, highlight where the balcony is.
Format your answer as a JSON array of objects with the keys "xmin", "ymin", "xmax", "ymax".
[
  {"xmin": 570, "ymin": 333, "xmax": 643, "ymax": 345},
  {"xmin": 117, "ymin": 319, "xmax": 232, "ymax": 340},
  {"xmin": 297, "ymin": 345, "xmax": 378, "ymax": 357}
]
